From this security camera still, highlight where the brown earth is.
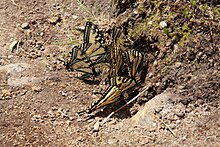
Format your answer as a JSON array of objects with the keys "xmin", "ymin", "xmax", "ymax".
[{"xmin": 0, "ymin": 0, "xmax": 219, "ymax": 146}]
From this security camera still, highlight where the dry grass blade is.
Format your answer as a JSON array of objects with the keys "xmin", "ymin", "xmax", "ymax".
[{"xmin": 154, "ymin": 115, "xmax": 176, "ymax": 137}]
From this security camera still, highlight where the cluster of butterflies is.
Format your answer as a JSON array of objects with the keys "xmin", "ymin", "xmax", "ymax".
[{"xmin": 64, "ymin": 21, "xmax": 143, "ymax": 115}]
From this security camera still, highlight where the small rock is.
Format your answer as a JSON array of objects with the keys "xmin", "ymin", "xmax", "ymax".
[
  {"xmin": 155, "ymin": 82, "xmax": 161, "ymax": 87},
  {"xmin": 51, "ymin": 106, "xmax": 58, "ymax": 111},
  {"xmin": 39, "ymin": 32, "xmax": 44, "ymax": 36},
  {"xmin": 76, "ymin": 118, "xmax": 84, "ymax": 122},
  {"xmin": 175, "ymin": 62, "xmax": 182, "ymax": 68},
  {"xmin": 153, "ymin": 60, "xmax": 158, "ymax": 66},
  {"xmin": 20, "ymin": 90, "xmax": 27, "ymax": 96},
  {"xmin": 108, "ymin": 138, "xmax": 118, "ymax": 145},
  {"xmin": 61, "ymin": 91, "xmax": 68, "ymax": 96},
  {"xmin": 8, "ymin": 55, "xmax": 14, "ymax": 59},
  {"xmin": 32, "ymin": 85, "xmax": 42, "ymax": 92},
  {"xmin": 69, "ymin": 116, "xmax": 74, "ymax": 121},
  {"xmin": 35, "ymin": 41, "xmax": 43, "ymax": 50},
  {"xmin": 48, "ymin": 15, "xmax": 61, "ymax": 24},
  {"xmin": 148, "ymin": 73, "xmax": 154, "ymax": 78},
  {"xmin": 21, "ymin": 22, "xmax": 30, "ymax": 29},
  {"xmin": 72, "ymin": 15, "xmax": 78, "ymax": 19},
  {"xmin": 148, "ymin": 21, "xmax": 153, "ymax": 25},
  {"xmin": 169, "ymin": 123, "xmax": 176, "ymax": 129},
  {"xmin": 130, "ymin": 104, "xmax": 140, "ymax": 115},
  {"xmin": 75, "ymin": 26, "xmax": 85, "ymax": 31},
  {"xmin": 131, "ymin": 92, "xmax": 180, "ymax": 127},
  {"xmin": 32, "ymin": 114, "xmax": 44, "ymax": 122},
  {"xmin": 159, "ymin": 21, "xmax": 167, "ymax": 28},
  {"xmin": 154, "ymin": 106, "xmax": 163, "ymax": 113},
  {"xmin": 166, "ymin": 41, "xmax": 172, "ymax": 46},
  {"xmin": 0, "ymin": 59, "xmax": 5, "ymax": 64},
  {"xmin": 9, "ymin": 40, "xmax": 19, "ymax": 51},
  {"xmin": 173, "ymin": 115, "xmax": 179, "ymax": 121},
  {"xmin": 185, "ymin": 103, "xmax": 195, "ymax": 113},
  {"xmin": 93, "ymin": 121, "xmax": 100, "ymax": 132},
  {"xmin": 175, "ymin": 110, "xmax": 185, "ymax": 118}
]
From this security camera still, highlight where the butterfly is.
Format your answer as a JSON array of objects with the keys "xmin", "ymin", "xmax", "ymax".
[
  {"xmin": 78, "ymin": 75, "xmax": 138, "ymax": 114},
  {"xmin": 65, "ymin": 21, "xmax": 108, "ymax": 77}
]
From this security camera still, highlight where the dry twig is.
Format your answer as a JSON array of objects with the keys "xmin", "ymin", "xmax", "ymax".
[{"xmin": 155, "ymin": 115, "xmax": 176, "ymax": 137}]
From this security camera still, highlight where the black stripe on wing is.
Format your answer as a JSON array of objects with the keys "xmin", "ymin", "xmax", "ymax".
[{"xmin": 125, "ymin": 49, "xmax": 143, "ymax": 78}]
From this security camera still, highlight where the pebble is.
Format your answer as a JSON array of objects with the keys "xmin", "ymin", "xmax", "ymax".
[
  {"xmin": 72, "ymin": 15, "xmax": 78, "ymax": 19},
  {"xmin": 148, "ymin": 21, "xmax": 153, "ymax": 25},
  {"xmin": 21, "ymin": 22, "xmax": 30, "ymax": 29},
  {"xmin": 175, "ymin": 62, "xmax": 182, "ymax": 68},
  {"xmin": 9, "ymin": 40, "xmax": 18, "ymax": 51},
  {"xmin": 32, "ymin": 114, "xmax": 44, "ymax": 122},
  {"xmin": 159, "ymin": 21, "xmax": 167, "ymax": 28},
  {"xmin": 0, "ymin": 59, "xmax": 5, "ymax": 64},
  {"xmin": 7, "ymin": 77, "xmax": 42, "ymax": 87},
  {"xmin": 48, "ymin": 15, "xmax": 61, "ymax": 24},
  {"xmin": 154, "ymin": 106, "xmax": 163, "ymax": 113},
  {"xmin": 8, "ymin": 55, "xmax": 14, "ymax": 59},
  {"xmin": 35, "ymin": 41, "xmax": 43, "ymax": 50},
  {"xmin": 39, "ymin": 32, "xmax": 44, "ymax": 36},
  {"xmin": 69, "ymin": 116, "xmax": 74, "ymax": 121},
  {"xmin": 32, "ymin": 85, "xmax": 42, "ymax": 92},
  {"xmin": 61, "ymin": 91, "xmax": 68, "ymax": 96},
  {"xmin": 93, "ymin": 121, "xmax": 100, "ymax": 132},
  {"xmin": 0, "ymin": 63, "xmax": 29, "ymax": 74},
  {"xmin": 169, "ymin": 123, "xmax": 176, "ymax": 129},
  {"xmin": 108, "ymin": 138, "xmax": 118, "ymax": 144}
]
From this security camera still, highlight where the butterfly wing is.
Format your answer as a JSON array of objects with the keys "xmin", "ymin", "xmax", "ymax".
[
  {"xmin": 87, "ymin": 85, "xmax": 121, "ymax": 113},
  {"xmin": 125, "ymin": 50, "xmax": 143, "ymax": 78},
  {"xmin": 115, "ymin": 76, "xmax": 138, "ymax": 92}
]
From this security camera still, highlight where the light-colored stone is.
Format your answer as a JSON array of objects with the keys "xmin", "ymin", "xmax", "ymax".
[
  {"xmin": 48, "ymin": 15, "xmax": 61, "ymax": 24},
  {"xmin": 21, "ymin": 22, "xmax": 30, "ymax": 29},
  {"xmin": 9, "ymin": 40, "xmax": 19, "ymax": 50},
  {"xmin": 159, "ymin": 21, "xmax": 167, "ymax": 28},
  {"xmin": 93, "ymin": 121, "xmax": 100, "ymax": 132},
  {"xmin": 32, "ymin": 85, "xmax": 42, "ymax": 92},
  {"xmin": 130, "ymin": 92, "xmax": 180, "ymax": 127}
]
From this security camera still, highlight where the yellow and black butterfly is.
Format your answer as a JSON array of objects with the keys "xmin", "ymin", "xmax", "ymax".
[
  {"xmin": 81, "ymin": 85, "xmax": 122, "ymax": 114},
  {"xmin": 81, "ymin": 21, "xmax": 105, "ymax": 54},
  {"xmin": 65, "ymin": 21, "xmax": 108, "ymax": 77},
  {"xmin": 78, "ymin": 75, "xmax": 139, "ymax": 114},
  {"xmin": 108, "ymin": 28, "xmax": 126, "ymax": 78}
]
